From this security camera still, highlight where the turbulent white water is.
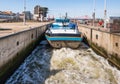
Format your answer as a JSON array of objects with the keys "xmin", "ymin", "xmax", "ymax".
[{"xmin": 6, "ymin": 42, "xmax": 120, "ymax": 84}]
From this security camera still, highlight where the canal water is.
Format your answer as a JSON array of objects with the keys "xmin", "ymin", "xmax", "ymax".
[{"xmin": 6, "ymin": 41, "xmax": 120, "ymax": 84}]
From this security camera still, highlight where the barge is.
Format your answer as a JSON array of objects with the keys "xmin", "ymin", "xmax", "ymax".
[{"xmin": 45, "ymin": 18, "xmax": 83, "ymax": 48}]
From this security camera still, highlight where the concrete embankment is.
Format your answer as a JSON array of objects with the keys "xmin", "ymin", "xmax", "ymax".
[
  {"xmin": 0, "ymin": 22, "xmax": 50, "ymax": 83},
  {"xmin": 78, "ymin": 24, "xmax": 120, "ymax": 69}
]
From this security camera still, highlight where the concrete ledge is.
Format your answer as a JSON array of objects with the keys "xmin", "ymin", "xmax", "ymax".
[
  {"xmin": 0, "ymin": 22, "xmax": 52, "ymax": 37},
  {"xmin": 79, "ymin": 24, "xmax": 120, "ymax": 36}
]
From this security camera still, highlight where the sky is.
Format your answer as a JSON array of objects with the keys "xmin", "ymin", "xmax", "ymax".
[{"xmin": 0, "ymin": 0, "xmax": 120, "ymax": 18}]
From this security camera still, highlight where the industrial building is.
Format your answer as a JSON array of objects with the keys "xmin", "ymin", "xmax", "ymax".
[{"xmin": 34, "ymin": 5, "xmax": 48, "ymax": 21}]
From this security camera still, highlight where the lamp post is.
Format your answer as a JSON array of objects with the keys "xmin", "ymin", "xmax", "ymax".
[
  {"xmin": 23, "ymin": 0, "xmax": 26, "ymax": 25},
  {"xmin": 92, "ymin": 0, "xmax": 96, "ymax": 27},
  {"xmin": 104, "ymin": 0, "xmax": 107, "ymax": 28}
]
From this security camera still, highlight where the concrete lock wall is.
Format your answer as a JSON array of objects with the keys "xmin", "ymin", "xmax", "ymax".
[
  {"xmin": 91, "ymin": 29, "xmax": 120, "ymax": 57},
  {"xmin": 0, "ymin": 24, "xmax": 48, "ymax": 82},
  {"xmin": 79, "ymin": 25, "xmax": 120, "ymax": 67}
]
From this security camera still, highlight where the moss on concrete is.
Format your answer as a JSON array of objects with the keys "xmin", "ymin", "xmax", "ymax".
[
  {"xmin": 79, "ymin": 34, "xmax": 120, "ymax": 70},
  {"xmin": 91, "ymin": 42, "xmax": 108, "ymax": 57},
  {"xmin": 86, "ymin": 40, "xmax": 120, "ymax": 70},
  {"xmin": 110, "ymin": 54, "xmax": 120, "ymax": 68},
  {"xmin": 0, "ymin": 34, "xmax": 45, "ymax": 83}
]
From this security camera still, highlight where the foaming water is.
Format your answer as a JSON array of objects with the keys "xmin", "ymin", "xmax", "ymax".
[
  {"xmin": 6, "ymin": 43, "xmax": 120, "ymax": 84},
  {"xmin": 6, "ymin": 44, "xmax": 52, "ymax": 84}
]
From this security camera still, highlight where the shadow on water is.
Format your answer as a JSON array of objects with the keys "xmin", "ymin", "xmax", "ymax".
[{"xmin": 5, "ymin": 40, "xmax": 62, "ymax": 84}]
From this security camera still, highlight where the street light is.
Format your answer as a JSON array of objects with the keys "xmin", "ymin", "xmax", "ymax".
[
  {"xmin": 93, "ymin": 0, "xmax": 96, "ymax": 26},
  {"xmin": 104, "ymin": 0, "xmax": 107, "ymax": 28},
  {"xmin": 23, "ymin": 0, "xmax": 26, "ymax": 25}
]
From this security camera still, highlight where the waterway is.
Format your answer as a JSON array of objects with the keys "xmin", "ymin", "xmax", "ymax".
[{"xmin": 5, "ymin": 41, "xmax": 120, "ymax": 84}]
